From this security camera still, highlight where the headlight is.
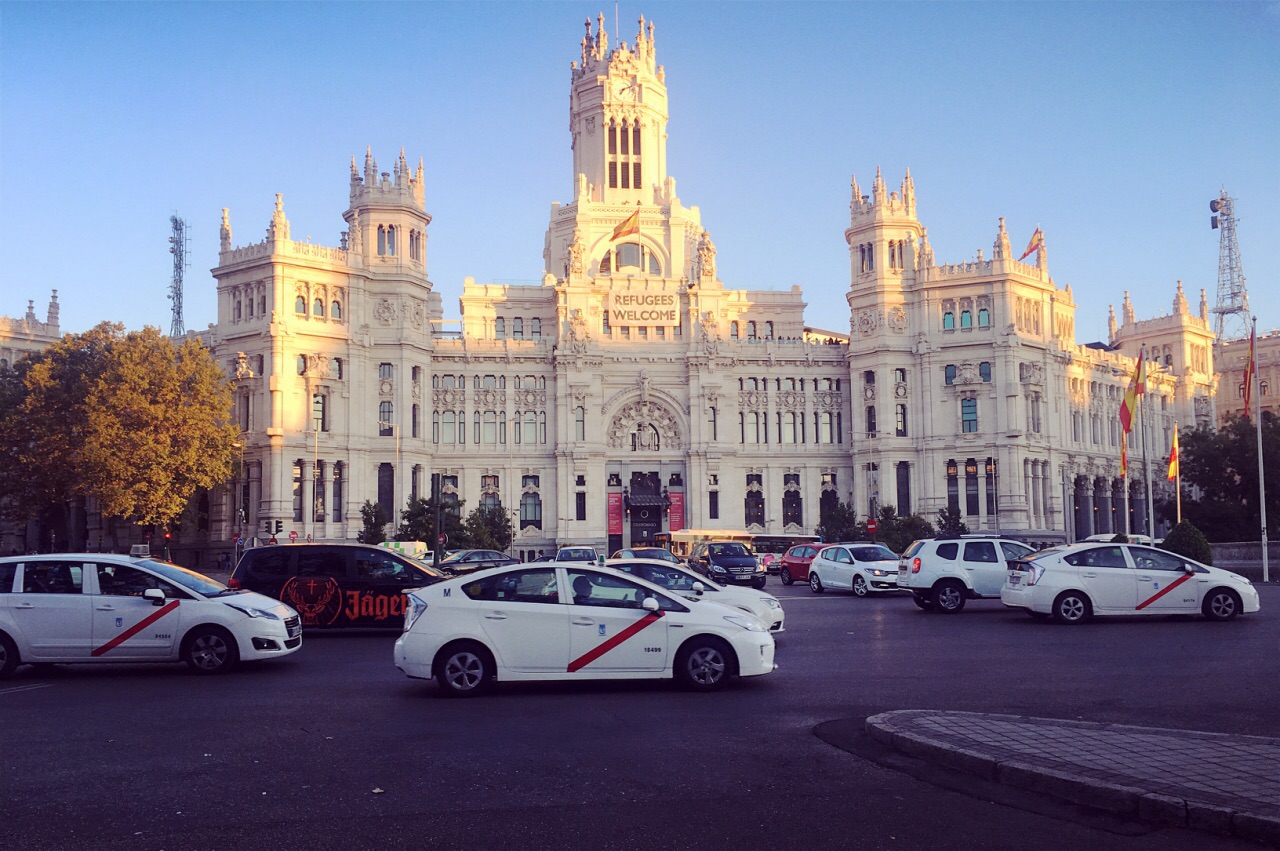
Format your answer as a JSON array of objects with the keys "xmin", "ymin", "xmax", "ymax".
[
  {"xmin": 710, "ymin": 564, "xmax": 727, "ymax": 573},
  {"xmin": 761, "ymin": 597, "xmax": 781, "ymax": 609},
  {"xmin": 871, "ymin": 569, "xmax": 889, "ymax": 577},
  {"xmin": 224, "ymin": 603, "xmax": 279, "ymax": 620},
  {"xmin": 755, "ymin": 563, "xmax": 766, "ymax": 573},
  {"xmin": 403, "ymin": 594, "xmax": 428, "ymax": 632},
  {"xmin": 724, "ymin": 614, "xmax": 766, "ymax": 632}
]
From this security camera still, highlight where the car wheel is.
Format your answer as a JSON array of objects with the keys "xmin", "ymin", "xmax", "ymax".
[
  {"xmin": 182, "ymin": 626, "xmax": 239, "ymax": 674},
  {"xmin": 1052, "ymin": 591, "xmax": 1092, "ymax": 625},
  {"xmin": 675, "ymin": 637, "xmax": 734, "ymax": 691},
  {"xmin": 435, "ymin": 641, "xmax": 493, "ymax": 697},
  {"xmin": 911, "ymin": 594, "xmax": 933, "ymax": 611},
  {"xmin": 809, "ymin": 573, "xmax": 824, "ymax": 593},
  {"xmin": 751, "ymin": 577, "xmax": 767, "ymax": 590},
  {"xmin": 0, "ymin": 633, "xmax": 18, "ymax": 679},
  {"xmin": 779, "ymin": 567, "xmax": 794, "ymax": 586},
  {"xmin": 933, "ymin": 580, "xmax": 966, "ymax": 614},
  {"xmin": 1202, "ymin": 588, "xmax": 1241, "ymax": 622},
  {"xmin": 852, "ymin": 575, "xmax": 869, "ymax": 597}
]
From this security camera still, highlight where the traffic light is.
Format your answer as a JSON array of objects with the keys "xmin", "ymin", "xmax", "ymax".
[
  {"xmin": 264, "ymin": 520, "xmax": 273, "ymax": 534},
  {"xmin": 274, "ymin": 520, "xmax": 283, "ymax": 534}
]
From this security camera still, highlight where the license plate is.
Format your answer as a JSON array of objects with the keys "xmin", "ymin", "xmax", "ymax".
[{"xmin": 1008, "ymin": 574, "xmax": 1021, "ymax": 586}]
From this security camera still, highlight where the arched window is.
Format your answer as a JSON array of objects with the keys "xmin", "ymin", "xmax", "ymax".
[
  {"xmin": 295, "ymin": 296, "xmax": 306, "ymax": 314},
  {"xmin": 331, "ymin": 301, "xmax": 342, "ymax": 320},
  {"xmin": 747, "ymin": 321, "xmax": 757, "ymax": 339},
  {"xmin": 378, "ymin": 401, "xmax": 394, "ymax": 436},
  {"xmin": 731, "ymin": 322, "xmax": 740, "ymax": 339},
  {"xmin": 234, "ymin": 300, "xmax": 242, "ymax": 321},
  {"xmin": 386, "ymin": 225, "xmax": 396, "ymax": 256},
  {"xmin": 943, "ymin": 312, "xmax": 955, "ymax": 330},
  {"xmin": 513, "ymin": 318, "xmax": 524, "ymax": 338},
  {"xmin": 246, "ymin": 297, "xmax": 253, "ymax": 317},
  {"xmin": 494, "ymin": 317, "xmax": 505, "ymax": 338},
  {"xmin": 978, "ymin": 308, "xmax": 990, "ymax": 327},
  {"xmin": 960, "ymin": 310, "xmax": 973, "ymax": 328},
  {"xmin": 259, "ymin": 295, "xmax": 267, "ymax": 315},
  {"xmin": 765, "ymin": 321, "xmax": 774, "ymax": 339},
  {"xmin": 313, "ymin": 298, "xmax": 324, "ymax": 317},
  {"xmin": 377, "ymin": 226, "xmax": 386, "ymax": 256},
  {"xmin": 531, "ymin": 318, "xmax": 541, "ymax": 337},
  {"xmin": 520, "ymin": 492, "xmax": 542, "ymax": 529}
]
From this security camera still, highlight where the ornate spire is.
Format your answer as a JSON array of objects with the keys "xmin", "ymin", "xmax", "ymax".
[
  {"xmin": 1122, "ymin": 290, "xmax": 1136, "ymax": 325},
  {"xmin": 220, "ymin": 208, "xmax": 232, "ymax": 251},
  {"xmin": 872, "ymin": 166, "xmax": 886, "ymax": 205},
  {"xmin": 993, "ymin": 217, "xmax": 1011, "ymax": 259},
  {"xmin": 917, "ymin": 228, "xmax": 934, "ymax": 269},
  {"xmin": 267, "ymin": 193, "xmax": 290, "ymax": 241},
  {"xmin": 901, "ymin": 167, "xmax": 915, "ymax": 213},
  {"xmin": 1173, "ymin": 279, "xmax": 1189, "ymax": 315},
  {"xmin": 1199, "ymin": 288, "xmax": 1209, "ymax": 321},
  {"xmin": 1108, "ymin": 304, "xmax": 1118, "ymax": 342},
  {"xmin": 364, "ymin": 146, "xmax": 375, "ymax": 184}
]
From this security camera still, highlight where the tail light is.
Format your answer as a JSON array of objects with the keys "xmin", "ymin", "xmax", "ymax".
[
  {"xmin": 911, "ymin": 557, "xmax": 922, "ymax": 574},
  {"xmin": 228, "ymin": 576, "xmax": 242, "ymax": 589},
  {"xmin": 1025, "ymin": 565, "xmax": 1042, "ymax": 586}
]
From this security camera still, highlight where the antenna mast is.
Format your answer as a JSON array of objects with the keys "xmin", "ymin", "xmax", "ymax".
[
  {"xmin": 1209, "ymin": 191, "xmax": 1249, "ymax": 342},
  {"xmin": 168, "ymin": 214, "xmax": 188, "ymax": 337}
]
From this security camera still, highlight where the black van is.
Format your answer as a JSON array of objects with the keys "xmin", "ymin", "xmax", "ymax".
[{"xmin": 230, "ymin": 543, "xmax": 444, "ymax": 629}]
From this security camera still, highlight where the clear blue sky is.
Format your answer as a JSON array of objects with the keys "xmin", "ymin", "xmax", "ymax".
[{"xmin": 3, "ymin": 2, "xmax": 1276, "ymax": 345}]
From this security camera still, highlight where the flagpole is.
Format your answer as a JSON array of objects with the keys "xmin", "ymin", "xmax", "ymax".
[
  {"xmin": 1140, "ymin": 346, "xmax": 1155, "ymax": 540},
  {"xmin": 1173, "ymin": 421, "xmax": 1181, "ymax": 525},
  {"xmin": 1252, "ymin": 317, "xmax": 1268, "ymax": 582}
]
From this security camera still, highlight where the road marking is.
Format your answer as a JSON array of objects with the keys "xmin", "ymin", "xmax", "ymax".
[
  {"xmin": 567, "ymin": 611, "xmax": 664, "ymax": 672},
  {"xmin": 1135, "ymin": 573, "xmax": 1195, "ymax": 610},
  {"xmin": 0, "ymin": 683, "xmax": 53, "ymax": 697},
  {"xmin": 91, "ymin": 599, "xmax": 180, "ymax": 657}
]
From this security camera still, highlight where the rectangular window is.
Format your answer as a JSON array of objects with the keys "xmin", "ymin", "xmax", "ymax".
[
  {"xmin": 961, "ymin": 398, "xmax": 978, "ymax": 433},
  {"xmin": 895, "ymin": 462, "xmax": 911, "ymax": 515},
  {"xmin": 292, "ymin": 462, "xmax": 304, "ymax": 522},
  {"xmin": 633, "ymin": 162, "xmax": 641, "ymax": 188},
  {"xmin": 378, "ymin": 363, "xmax": 392, "ymax": 380},
  {"xmin": 632, "ymin": 124, "xmax": 640, "ymax": 154},
  {"xmin": 895, "ymin": 404, "xmax": 907, "ymax": 437},
  {"xmin": 709, "ymin": 490, "xmax": 719, "ymax": 520},
  {"xmin": 576, "ymin": 492, "xmax": 587, "ymax": 521},
  {"xmin": 608, "ymin": 161, "xmax": 617, "ymax": 188},
  {"xmin": 620, "ymin": 164, "xmax": 630, "ymax": 189},
  {"xmin": 575, "ymin": 407, "xmax": 586, "ymax": 441},
  {"xmin": 608, "ymin": 124, "xmax": 617, "ymax": 155},
  {"xmin": 333, "ymin": 464, "xmax": 343, "ymax": 522},
  {"xmin": 965, "ymin": 459, "xmax": 980, "ymax": 516}
]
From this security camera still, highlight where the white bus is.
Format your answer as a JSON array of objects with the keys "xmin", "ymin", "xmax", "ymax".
[{"xmin": 657, "ymin": 529, "xmax": 823, "ymax": 565}]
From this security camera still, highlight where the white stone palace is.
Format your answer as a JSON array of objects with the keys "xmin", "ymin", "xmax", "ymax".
[{"xmin": 9, "ymin": 15, "xmax": 1221, "ymax": 559}]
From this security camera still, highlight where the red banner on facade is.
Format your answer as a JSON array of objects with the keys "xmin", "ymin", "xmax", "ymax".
[
  {"xmin": 607, "ymin": 492, "xmax": 624, "ymax": 535},
  {"xmin": 669, "ymin": 491, "xmax": 685, "ymax": 533}
]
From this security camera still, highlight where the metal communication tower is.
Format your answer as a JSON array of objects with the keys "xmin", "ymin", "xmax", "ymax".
[
  {"xmin": 1209, "ymin": 191, "xmax": 1249, "ymax": 342},
  {"xmin": 168, "ymin": 215, "xmax": 188, "ymax": 338}
]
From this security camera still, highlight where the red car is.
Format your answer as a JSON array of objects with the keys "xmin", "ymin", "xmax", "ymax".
[{"xmin": 777, "ymin": 544, "xmax": 822, "ymax": 585}]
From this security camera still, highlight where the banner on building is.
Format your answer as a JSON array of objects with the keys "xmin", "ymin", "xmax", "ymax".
[
  {"xmin": 607, "ymin": 492, "xmax": 624, "ymax": 535},
  {"xmin": 668, "ymin": 491, "xmax": 685, "ymax": 533},
  {"xmin": 606, "ymin": 293, "xmax": 679, "ymax": 327}
]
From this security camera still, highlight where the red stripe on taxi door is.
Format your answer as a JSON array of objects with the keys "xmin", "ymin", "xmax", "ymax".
[
  {"xmin": 1135, "ymin": 572, "xmax": 1195, "ymax": 611},
  {"xmin": 91, "ymin": 600, "xmax": 180, "ymax": 657},
  {"xmin": 567, "ymin": 611, "xmax": 664, "ymax": 673}
]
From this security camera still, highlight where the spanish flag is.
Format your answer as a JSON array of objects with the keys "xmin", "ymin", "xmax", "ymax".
[
  {"xmin": 1167, "ymin": 425, "xmax": 1179, "ymax": 481},
  {"xmin": 1119, "ymin": 350, "xmax": 1146, "ymax": 434},
  {"xmin": 1018, "ymin": 226, "xmax": 1043, "ymax": 261},
  {"xmin": 1243, "ymin": 325, "xmax": 1257, "ymax": 419},
  {"xmin": 611, "ymin": 210, "xmax": 640, "ymax": 241}
]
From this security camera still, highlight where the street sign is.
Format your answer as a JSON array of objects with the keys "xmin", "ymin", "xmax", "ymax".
[
  {"xmin": 867, "ymin": 519, "xmax": 878, "ymax": 534},
  {"xmin": 289, "ymin": 530, "xmax": 298, "ymax": 542},
  {"xmin": 232, "ymin": 533, "xmax": 240, "ymax": 543},
  {"xmin": 438, "ymin": 533, "xmax": 448, "ymax": 546}
]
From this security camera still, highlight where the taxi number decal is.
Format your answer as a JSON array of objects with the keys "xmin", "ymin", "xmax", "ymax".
[
  {"xmin": 1135, "ymin": 572, "xmax": 1195, "ymax": 611},
  {"xmin": 91, "ymin": 600, "xmax": 180, "ymax": 657},
  {"xmin": 567, "ymin": 612, "xmax": 664, "ymax": 673}
]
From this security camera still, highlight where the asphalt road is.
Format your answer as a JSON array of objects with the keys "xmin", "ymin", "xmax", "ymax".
[{"xmin": 3, "ymin": 582, "xmax": 1276, "ymax": 850}]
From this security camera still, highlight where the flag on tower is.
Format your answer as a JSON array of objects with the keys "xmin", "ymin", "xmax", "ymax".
[
  {"xmin": 1018, "ymin": 227, "xmax": 1043, "ymax": 261},
  {"xmin": 610, "ymin": 210, "xmax": 640, "ymax": 241},
  {"xmin": 1243, "ymin": 325, "xmax": 1257, "ymax": 419},
  {"xmin": 1119, "ymin": 350, "xmax": 1146, "ymax": 434},
  {"xmin": 1167, "ymin": 425, "xmax": 1179, "ymax": 481}
]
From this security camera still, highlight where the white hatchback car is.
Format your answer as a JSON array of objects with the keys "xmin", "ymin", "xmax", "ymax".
[
  {"xmin": 1001, "ymin": 543, "xmax": 1260, "ymax": 624},
  {"xmin": 0, "ymin": 554, "xmax": 302, "ymax": 677},
  {"xmin": 394, "ymin": 563, "xmax": 776, "ymax": 696},
  {"xmin": 807, "ymin": 543, "xmax": 901, "ymax": 596},
  {"xmin": 606, "ymin": 557, "xmax": 784, "ymax": 633},
  {"xmin": 899, "ymin": 536, "xmax": 1036, "ymax": 613}
]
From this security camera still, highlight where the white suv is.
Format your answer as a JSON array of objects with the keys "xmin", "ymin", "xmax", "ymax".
[{"xmin": 898, "ymin": 536, "xmax": 1035, "ymax": 613}]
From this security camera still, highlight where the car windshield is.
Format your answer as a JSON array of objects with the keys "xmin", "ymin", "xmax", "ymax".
[
  {"xmin": 633, "ymin": 549, "xmax": 677, "ymax": 562},
  {"xmin": 440, "ymin": 551, "xmax": 482, "ymax": 565},
  {"xmin": 633, "ymin": 564, "xmax": 719, "ymax": 593},
  {"xmin": 137, "ymin": 559, "xmax": 229, "ymax": 596},
  {"xmin": 850, "ymin": 546, "xmax": 898, "ymax": 562},
  {"xmin": 558, "ymin": 548, "xmax": 596, "ymax": 561},
  {"xmin": 709, "ymin": 543, "xmax": 751, "ymax": 557}
]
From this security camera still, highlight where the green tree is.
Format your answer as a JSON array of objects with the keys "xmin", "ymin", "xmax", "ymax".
[
  {"xmin": 358, "ymin": 501, "xmax": 389, "ymax": 544},
  {"xmin": 1167, "ymin": 417, "xmax": 1280, "ymax": 542},
  {"xmin": 395, "ymin": 496, "xmax": 467, "ymax": 548},
  {"xmin": 817, "ymin": 498, "xmax": 864, "ymax": 543},
  {"xmin": 872, "ymin": 505, "xmax": 935, "ymax": 554},
  {"xmin": 1160, "ymin": 520, "xmax": 1214, "ymax": 565},
  {"xmin": 0, "ymin": 324, "xmax": 237, "ymax": 545},
  {"xmin": 463, "ymin": 503, "xmax": 514, "ymax": 553},
  {"xmin": 935, "ymin": 506, "xmax": 969, "ymax": 536}
]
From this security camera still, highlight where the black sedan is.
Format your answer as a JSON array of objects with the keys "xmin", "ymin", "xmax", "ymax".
[{"xmin": 436, "ymin": 549, "xmax": 520, "ymax": 574}]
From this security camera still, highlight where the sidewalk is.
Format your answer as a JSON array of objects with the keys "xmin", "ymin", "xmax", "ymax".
[{"xmin": 865, "ymin": 710, "xmax": 1280, "ymax": 846}]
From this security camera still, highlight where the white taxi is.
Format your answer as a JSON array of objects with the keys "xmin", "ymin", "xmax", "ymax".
[
  {"xmin": 606, "ymin": 557, "xmax": 785, "ymax": 633},
  {"xmin": 0, "ymin": 554, "xmax": 302, "ymax": 677},
  {"xmin": 394, "ymin": 563, "xmax": 776, "ymax": 696},
  {"xmin": 1001, "ymin": 543, "xmax": 1260, "ymax": 624},
  {"xmin": 807, "ymin": 543, "xmax": 901, "ymax": 596}
]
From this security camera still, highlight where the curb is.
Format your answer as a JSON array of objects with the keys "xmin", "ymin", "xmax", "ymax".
[{"xmin": 866, "ymin": 710, "xmax": 1280, "ymax": 846}]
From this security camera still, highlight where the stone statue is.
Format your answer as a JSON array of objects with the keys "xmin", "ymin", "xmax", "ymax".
[
  {"xmin": 568, "ymin": 227, "xmax": 585, "ymax": 276},
  {"xmin": 220, "ymin": 208, "xmax": 232, "ymax": 252},
  {"xmin": 698, "ymin": 229, "xmax": 717, "ymax": 280}
]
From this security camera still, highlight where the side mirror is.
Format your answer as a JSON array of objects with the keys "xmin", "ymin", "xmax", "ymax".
[
  {"xmin": 641, "ymin": 596, "xmax": 659, "ymax": 612},
  {"xmin": 142, "ymin": 587, "xmax": 166, "ymax": 606},
  {"xmin": 1183, "ymin": 564, "xmax": 1197, "ymax": 575},
  {"xmin": 691, "ymin": 581, "xmax": 705, "ymax": 596}
]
